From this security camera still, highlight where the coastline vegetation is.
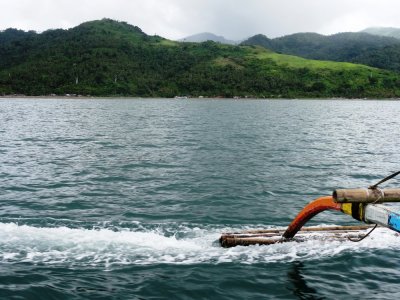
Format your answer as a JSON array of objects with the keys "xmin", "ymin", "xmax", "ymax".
[{"xmin": 1, "ymin": 19, "xmax": 400, "ymax": 98}]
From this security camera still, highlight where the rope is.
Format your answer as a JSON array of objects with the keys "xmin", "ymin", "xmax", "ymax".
[
  {"xmin": 369, "ymin": 170, "xmax": 400, "ymax": 189},
  {"xmin": 371, "ymin": 187, "xmax": 385, "ymax": 204},
  {"xmin": 348, "ymin": 224, "xmax": 377, "ymax": 242}
]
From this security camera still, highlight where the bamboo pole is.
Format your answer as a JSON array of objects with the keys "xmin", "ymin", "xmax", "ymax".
[
  {"xmin": 333, "ymin": 188, "xmax": 400, "ymax": 203},
  {"xmin": 220, "ymin": 225, "xmax": 373, "ymax": 248},
  {"xmin": 220, "ymin": 225, "xmax": 373, "ymax": 247},
  {"xmin": 241, "ymin": 225, "xmax": 372, "ymax": 234}
]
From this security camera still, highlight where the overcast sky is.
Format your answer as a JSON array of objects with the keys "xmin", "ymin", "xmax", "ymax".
[{"xmin": 1, "ymin": 0, "xmax": 400, "ymax": 40}]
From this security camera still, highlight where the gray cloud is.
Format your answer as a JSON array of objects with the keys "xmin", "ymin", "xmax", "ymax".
[{"xmin": 1, "ymin": 0, "xmax": 400, "ymax": 40}]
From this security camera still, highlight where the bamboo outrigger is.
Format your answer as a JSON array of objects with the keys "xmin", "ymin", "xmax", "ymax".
[{"xmin": 220, "ymin": 172, "xmax": 400, "ymax": 247}]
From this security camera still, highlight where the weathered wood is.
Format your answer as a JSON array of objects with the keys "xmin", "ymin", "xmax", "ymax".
[
  {"xmin": 333, "ymin": 188, "xmax": 400, "ymax": 203},
  {"xmin": 242, "ymin": 225, "xmax": 372, "ymax": 234},
  {"xmin": 220, "ymin": 233, "xmax": 369, "ymax": 247},
  {"xmin": 220, "ymin": 225, "xmax": 374, "ymax": 248}
]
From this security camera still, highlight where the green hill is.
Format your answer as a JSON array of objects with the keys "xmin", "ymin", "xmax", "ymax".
[
  {"xmin": 242, "ymin": 32, "xmax": 400, "ymax": 73},
  {"xmin": 1, "ymin": 19, "xmax": 400, "ymax": 98}
]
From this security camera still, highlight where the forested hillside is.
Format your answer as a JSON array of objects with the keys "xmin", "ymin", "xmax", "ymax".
[
  {"xmin": 242, "ymin": 32, "xmax": 400, "ymax": 73},
  {"xmin": 1, "ymin": 19, "xmax": 400, "ymax": 98}
]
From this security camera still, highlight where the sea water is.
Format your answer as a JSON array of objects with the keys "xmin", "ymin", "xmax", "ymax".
[{"xmin": 1, "ymin": 98, "xmax": 400, "ymax": 299}]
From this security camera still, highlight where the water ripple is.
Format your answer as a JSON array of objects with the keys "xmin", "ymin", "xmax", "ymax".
[{"xmin": 1, "ymin": 98, "xmax": 400, "ymax": 299}]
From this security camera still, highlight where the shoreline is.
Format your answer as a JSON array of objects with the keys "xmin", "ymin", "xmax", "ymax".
[{"xmin": 1, "ymin": 95, "xmax": 400, "ymax": 101}]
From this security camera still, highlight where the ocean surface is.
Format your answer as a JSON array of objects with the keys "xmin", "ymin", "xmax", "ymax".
[{"xmin": 1, "ymin": 98, "xmax": 400, "ymax": 299}]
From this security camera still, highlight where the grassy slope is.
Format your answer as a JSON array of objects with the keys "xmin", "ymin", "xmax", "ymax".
[
  {"xmin": 241, "ymin": 32, "xmax": 400, "ymax": 73},
  {"xmin": 240, "ymin": 46, "xmax": 399, "ymax": 98},
  {"xmin": 244, "ymin": 45, "xmax": 371, "ymax": 70}
]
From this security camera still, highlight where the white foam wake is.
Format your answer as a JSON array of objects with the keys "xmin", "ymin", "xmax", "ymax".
[{"xmin": 0, "ymin": 222, "xmax": 399, "ymax": 267}]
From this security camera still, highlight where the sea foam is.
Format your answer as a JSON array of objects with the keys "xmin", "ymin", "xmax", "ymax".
[{"xmin": 0, "ymin": 222, "xmax": 399, "ymax": 267}]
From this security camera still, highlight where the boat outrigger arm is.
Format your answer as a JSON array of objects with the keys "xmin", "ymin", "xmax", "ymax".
[
  {"xmin": 283, "ymin": 188, "xmax": 400, "ymax": 239},
  {"xmin": 220, "ymin": 172, "xmax": 400, "ymax": 247}
]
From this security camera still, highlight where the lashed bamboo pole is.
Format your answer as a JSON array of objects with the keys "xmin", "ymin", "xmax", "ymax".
[
  {"xmin": 333, "ymin": 188, "xmax": 400, "ymax": 203},
  {"xmin": 220, "ymin": 225, "xmax": 373, "ymax": 248}
]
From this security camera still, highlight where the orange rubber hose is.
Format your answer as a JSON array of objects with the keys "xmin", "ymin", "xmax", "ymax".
[{"xmin": 282, "ymin": 196, "xmax": 342, "ymax": 239}]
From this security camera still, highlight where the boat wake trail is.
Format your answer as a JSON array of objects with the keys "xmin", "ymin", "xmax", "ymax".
[{"xmin": 0, "ymin": 222, "xmax": 399, "ymax": 267}]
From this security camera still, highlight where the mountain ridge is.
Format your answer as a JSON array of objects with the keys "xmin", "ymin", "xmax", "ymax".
[
  {"xmin": 361, "ymin": 27, "xmax": 400, "ymax": 39},
  {"xmin": 179, "ymin": 32, "xmax": 238, "ymax": 45}
]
